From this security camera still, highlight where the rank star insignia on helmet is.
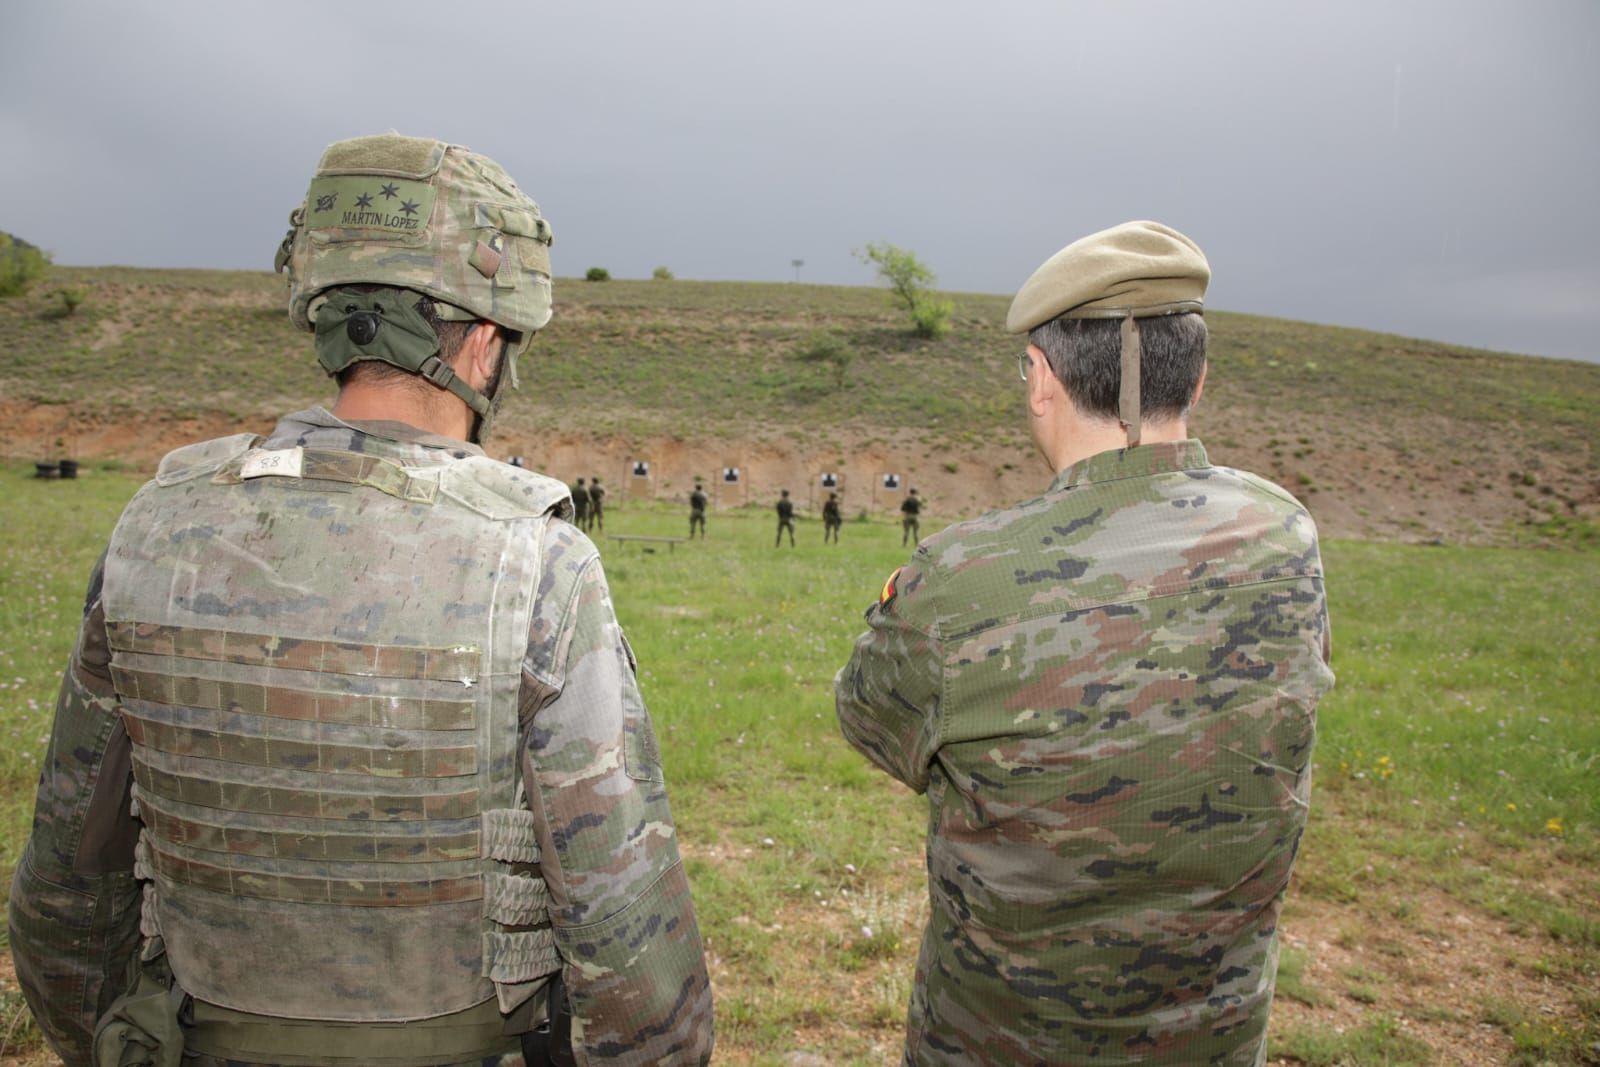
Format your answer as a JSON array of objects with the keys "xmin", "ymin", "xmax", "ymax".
[
  {"xmin": 355, "ymin": 192, "xmax": 373, "ymax": 209},
  {"xmin": 379, "ymin": 182, "xmax": 399, "ymax": 199},
  {"xmin": 400, "ymin": 199, "xmax": 420, "ymax": 216}
]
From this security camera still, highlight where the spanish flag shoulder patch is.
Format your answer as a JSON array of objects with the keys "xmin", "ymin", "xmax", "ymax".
[{"xmin": 879, "ymin": 566, "xmax": 903, "ymax": 609}]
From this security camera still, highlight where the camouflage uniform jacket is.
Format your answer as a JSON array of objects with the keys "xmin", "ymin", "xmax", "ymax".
[
  {"xmin": 836, "ymin": 440, "xmax": 1333, "ymax": 1066},
  {"xmin": 9, "ymin": 407, "xmax": 713, "ymax": 1067}
]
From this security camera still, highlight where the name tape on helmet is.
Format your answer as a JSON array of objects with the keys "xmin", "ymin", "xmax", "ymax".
[{"xmin": 304, "ymin": 177, "xmax": 437, "ymax": 237}]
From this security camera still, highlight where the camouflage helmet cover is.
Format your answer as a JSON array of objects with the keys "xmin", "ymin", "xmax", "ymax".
[{"xmin": 276, "ymin": 134, "xmax": 554, "ymax": 337}]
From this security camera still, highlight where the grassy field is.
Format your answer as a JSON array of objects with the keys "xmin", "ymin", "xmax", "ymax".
[{"xmin": 0, "ymin": 463, "xmax": 1595, "ymax": 1064}]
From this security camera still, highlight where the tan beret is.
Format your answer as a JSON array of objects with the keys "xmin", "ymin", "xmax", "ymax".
[{"xmin": 1005, "ymin": 220, "xmax": 1210, "ymax": 334}]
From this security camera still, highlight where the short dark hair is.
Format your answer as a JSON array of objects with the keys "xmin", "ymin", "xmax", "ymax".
[{"xmin": 1029, "ymin": 312, "xmax": 1207, "ymax": 423}]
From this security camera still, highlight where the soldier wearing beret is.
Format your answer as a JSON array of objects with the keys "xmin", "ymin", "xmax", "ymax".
[
  {"xmin": 10, "ymin": 134, "xmax": 713, "ymax": 1066},
  {"xmin": 836, "ymin": 221, "xmax": 1334, "ymax": 1065}
]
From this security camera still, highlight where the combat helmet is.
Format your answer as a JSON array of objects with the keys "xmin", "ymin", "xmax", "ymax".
[{"xmin": 274, "ymin": 133, "xmax": 555, "ymax": 439}]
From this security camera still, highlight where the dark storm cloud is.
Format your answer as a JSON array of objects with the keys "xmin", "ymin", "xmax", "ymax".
[{"xmin": 1, "ymin": 0, "xmax": 1594, "ymax": 361}]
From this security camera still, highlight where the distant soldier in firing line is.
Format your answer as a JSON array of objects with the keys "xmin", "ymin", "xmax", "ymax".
[
  {"xmin": 588, "ymin": 476, "xmax": 606, "ymax": 533},
  {"xmin": 570, "ymin": 475, "xmax": 590, "ymax": 529},
  {"xmin": 836, "ymin": 221, "xmax": 1333, "ymax": 1065},
  {"xmin": 689, "ymin": 483, "xmax": 708, "ymax": 538},
  {"xmin": 775, "ymin": 489, "xmax": 796, "ymax": 548},
  {"xmin": 899, "ymin": 487, "xmax": 921, "ymax": 546},
  {"xmin": 822, "ymin": 491, "xmax": 842, "ymax": 543}
]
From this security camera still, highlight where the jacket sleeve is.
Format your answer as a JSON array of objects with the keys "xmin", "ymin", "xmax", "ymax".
[
  {"xmin": 8, "ymin": 556, "xmax": 144, "ymax": 1065},
  {"xmin": 519, "ymin": 523, "xmax": 713, "ymax": 1066},
  {"xmin": 834, "ymin": 548, "xmax": 944, "ymax": 793}
]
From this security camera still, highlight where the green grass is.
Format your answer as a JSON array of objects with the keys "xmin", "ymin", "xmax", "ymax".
[
  {"xmin": 1271, "ymin": 1013, "xmax": 1433, "ymax": 1066},
  {"xmin": 0, "ymin": 465, "xmax": 1596, "ymax": 1062}
]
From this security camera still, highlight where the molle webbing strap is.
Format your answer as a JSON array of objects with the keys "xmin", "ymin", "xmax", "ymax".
[
  {"xmin": 484, "ymin": 928, "xmax": 560, "ymax": 985},
  {"xmin": 478, "ymin": 805, "xmax": 558, "ymax": 985},
  {"xmin": 106, "ymin": 621, "xmax": 479, "ymax": 682},
  {"xmin": 119, "ymin": 707, "xmax": 478, "ymax": 779},
  {"xmin": 136, "ymin": 837, "xmax": 482, "ymax": 907},
  {"xmin": 184, "ymin": 994, "xmax": 513, "ymax": 1067},
  {"xmin": 485, "ymin": 871, "xmax": 551, "ymax": 925},
  {"xmin": 214, "ymin": 448, "xmax": 439, "ymax": 504},
  {"xmin": 1120, "ymin": 314, "xmax": 1142, "ymax": 448},
  {"xmin": 131, "ymin": 758, "xmax": 480, "ymax": 822},
  {"xmin": 113, "ymin": 621, "xmax": 490, "ymax": 906},
  {"xmin": 110, "ymin": 666, "xmax": 475, "ymax": 730},
  {"xmin": 136, "ymin": 795, "xmax": 480, "ymax": 865},
  {"xmin": 482, "ymin": 807, "xmax": 541, "ymax": 862}
]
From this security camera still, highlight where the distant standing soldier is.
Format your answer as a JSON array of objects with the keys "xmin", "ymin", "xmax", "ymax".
[
  {"xmin": 571, "ymin": 475, "xmax": 590, "ymax": 529},
  {"xmin": 775, "ymin": 489, "xmax": 796, "ymax": 548},
  {"xmin": 836, "ymin": 221, "xmax": 1333, "ymax": 1065},
  {"xmin": 822, "ymin": 491, "xmax": 843, "ymax": 543},
  {"xmin": 899, "ymin": 487, "xmax": 921, "ymax": 546},
  {"xmin": 689, "ymin": 482, "xmax": 708, "ymax": 538},
  {"xmin": 589, "ymin": 476, "xmax": 606, "ymax": 533}
]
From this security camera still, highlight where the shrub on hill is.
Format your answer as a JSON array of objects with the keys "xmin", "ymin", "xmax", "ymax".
[
  {"xmin": 793, "ymin": 329, "xmax": 853, "ymax": 391},
  {"xmin": 855, "ymin": 241, "xmax": 950, "ymax": 339},
  {"xmin": 585, "ymin": 266, "xmax": 611, "ymax": 282},
  {"xmin": 0, "ymin": 232, "xmax": 51, "ymax": 298},
  {"xmin": 652, "ymin": 266, "xmax": 675, "ymax": 281}
]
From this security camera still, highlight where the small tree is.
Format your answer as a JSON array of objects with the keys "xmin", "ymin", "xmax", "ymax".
[
  {"xmin": 652, "ymin": 266, "xmax": 675, "ymax": 281},
  {"xmin": 854, "ymin": 241, "xmax": 950, "ymax": 339},
  {"xmin": 0, "ymin": 232, "xmax": 52, "ymax": 298},
  {"xmin": 794, "ymin": 330, "xmax": 853, "ymax": 391},
  {"xmin": 58, "ymin": 287, "xmax": 86, "ymax": 316},
  {"xmin": 585, "ymin": 266, "xmax": 611, "ymax": 282}
]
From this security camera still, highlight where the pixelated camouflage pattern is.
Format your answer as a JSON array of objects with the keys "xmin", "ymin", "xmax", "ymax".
[
  {"xmin": 100, "ymin": 416, "xmax": 563, "ymax": 1028},
  {"xmin": 280, "ymin": 134, "xmax": 555, "ymax": 337},
  {"xmin": 837, "ymin": 440, "xmax": 1333, "ymax": 1067},
  {"xmin": 9, "ymin": 562, "xmax": 143, "ymax": 1067},
  {"xmin": 11, "ymin": 409, "xmax": 712, "ymax": 1066}
]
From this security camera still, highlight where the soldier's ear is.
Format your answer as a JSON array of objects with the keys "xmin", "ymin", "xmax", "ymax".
[
  {"xmin": 1026, "ymin": 344, "xmax": 1055, "ymax": 419},
  {"xmin": 1189, "ymin": 361, "xmax": 1208, "ymax": 413},
  {"xmin": 456, "ymin": 322, "xmax": 505, "ymax": 391}
]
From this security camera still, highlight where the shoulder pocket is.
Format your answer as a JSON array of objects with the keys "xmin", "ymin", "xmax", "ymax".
[{"xmin": 618, "ymin": 633, "xmax": 663, "ymax": 783}]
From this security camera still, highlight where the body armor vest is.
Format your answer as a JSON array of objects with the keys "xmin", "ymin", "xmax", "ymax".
[{"xmin": 101, "ymin": 434, "xmax": 567, "ymax": 1037}]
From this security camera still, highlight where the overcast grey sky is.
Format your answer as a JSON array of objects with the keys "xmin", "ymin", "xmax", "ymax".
[{"xmin": 2, "ymin": 0, "xmax": 1595, "ymax": 362}]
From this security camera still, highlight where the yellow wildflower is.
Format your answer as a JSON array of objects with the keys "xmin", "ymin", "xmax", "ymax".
[
  {"xmin": 1505, "ymin": 802, "xmax": 1517, "ymax": 813},
  {"xmin": 1545, "ymin": 817, "xmax": 1563, "ymax": 835}
]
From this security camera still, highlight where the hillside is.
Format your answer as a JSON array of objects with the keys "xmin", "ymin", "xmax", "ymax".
[{"xmin": 2, "ymin": 267, "xmax": 1596, "ymax": 545}]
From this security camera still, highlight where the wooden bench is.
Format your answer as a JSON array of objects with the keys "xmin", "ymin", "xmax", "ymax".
[{"xmin": 609, "ymin": 534, "xmax": 687, "ymax": 553}]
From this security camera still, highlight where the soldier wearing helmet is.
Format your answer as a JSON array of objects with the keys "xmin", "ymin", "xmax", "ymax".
[
  {"xmin": 836, "ymin": 222, "xmax": 1334, "ymax": 1065},
  {"xmin": 9, "ymin": 135, "xmax": 714, "ymax": 1066}
]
